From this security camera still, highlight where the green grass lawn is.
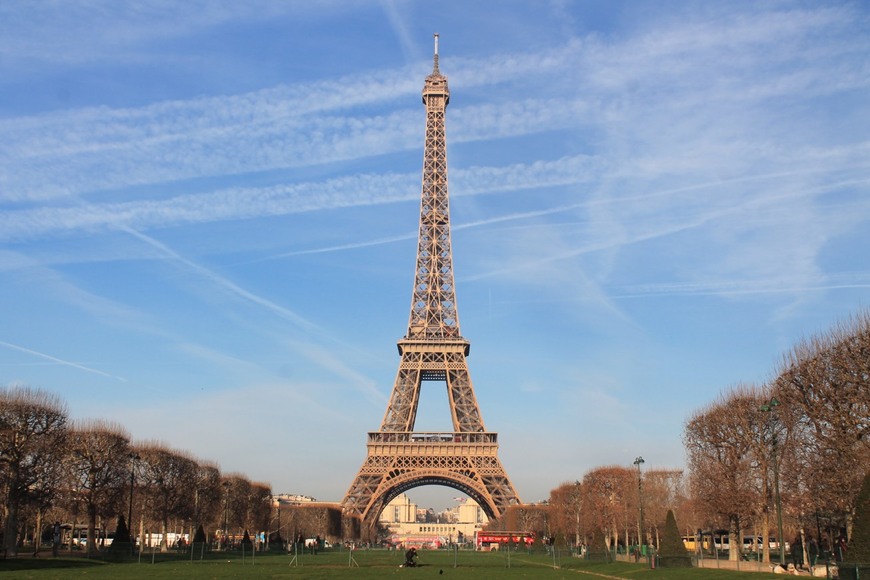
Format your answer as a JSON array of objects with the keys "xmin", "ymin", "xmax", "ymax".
[{"xmin": 0, "ymin": 548, "xmax": 786, "ymax": 579}]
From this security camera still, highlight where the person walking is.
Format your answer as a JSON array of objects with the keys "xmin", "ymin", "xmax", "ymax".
[
  {"xmin": 51, "ymin": 522, "xmax": 61, "ymax": 557},
  {"xmin": 791, "ymin": 535, "xmax": 804, "ymax": 569},
  {"xmin": 808, "ymin": 536, "xmax": 819, "ymax": 568}
]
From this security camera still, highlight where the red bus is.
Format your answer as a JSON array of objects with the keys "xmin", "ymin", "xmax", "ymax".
[{"xmin": 475, "ymin": 531, "xmax": 535, "ymax": 551}]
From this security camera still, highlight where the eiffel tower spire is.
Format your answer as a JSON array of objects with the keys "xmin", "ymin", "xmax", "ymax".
[
  {"xmin": 408, "ymin": 32, "xmax": 457, "ymax": 341},
  {"xmin": 383, "ymin": 33, "xmax": 477, "ymax": 434},
  {"xmin": 432, "ymin": 31, "xmax": 441, "ymax": 74},
  {"xmin": 342, "ymin": 35, "xmax": 520, "ymax": 531}
]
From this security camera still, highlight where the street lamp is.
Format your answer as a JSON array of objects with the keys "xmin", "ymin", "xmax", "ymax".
[
  {"xmin": 222, "ymin": 481, "xmax": 231, "ymax": 551},
  {"xmin": 633, "ymin": 456, "xmax": 645, "ymax": 551},
  {"xmin": 277, "ymin": 500, "xmax": 282, "ymax": 549},
  {"xmin": 128, "ymin": 452, "xmax": 140, "ymax": 554},
  {"xmin": 574, "ymin": 480, "xmax": 582, "ymax": 552},
  {"xmin": 759, "ymin": 397, "xmax": 785, "ymax": 566}
]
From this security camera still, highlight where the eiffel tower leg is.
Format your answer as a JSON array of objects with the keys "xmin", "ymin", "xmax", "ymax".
[{"xmin": 342, "ymin": 432, "xmax": 520, "ymax": 530}]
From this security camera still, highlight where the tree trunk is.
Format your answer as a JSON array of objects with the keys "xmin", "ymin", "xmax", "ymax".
[
  {"xmin": 800, "ymin": 527, "xmax": 809, "ymax": 570},
  {"xmin": 87, "ymin": 506, "xmax": 98, "ymax": 557},
  {"xmin": 35, "ymin": 510, "xmax": 44, "ymax": 554},
  {"xmin": 729, "ymin": 515, "xmax": 740, "ymax": 561},
  {"xmin": 4, "ymin": 501, "xmax": 19, "ymax": 555}
]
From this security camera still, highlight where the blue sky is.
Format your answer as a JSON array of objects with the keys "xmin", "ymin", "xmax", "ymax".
[{"xmin": 1, "ymin": 1, "xmax": 869, "ymax": 511}]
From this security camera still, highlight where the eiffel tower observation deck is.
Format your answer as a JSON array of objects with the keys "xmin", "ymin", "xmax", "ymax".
[{"xmin": 342, "ymin": 35, "xmax": 521, "ymax": 530}]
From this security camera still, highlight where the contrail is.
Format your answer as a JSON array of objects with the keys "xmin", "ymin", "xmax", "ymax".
[{"xmin": 0, "ymin": 340, "xmax": 127, "ymax": 382}]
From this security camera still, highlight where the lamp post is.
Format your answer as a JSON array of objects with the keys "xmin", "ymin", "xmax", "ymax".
[
  {"xmin": 222, "ymin": 481, "xmax": 230, "ymax": 551},
  {"xmin": 127, "ymin": 452, "xmax": 139, "ymax": 554},
  {"xmin": 633, "ymin": 456, "xmax": 645, "ymax": 551},
  {"xmin": 574, "ymin": 480, "xmax": 582, "ymax": 552},
  {"xmin": 277, "ymin": 501, "xmax": 282, "ymax": 550},
  {"xmin": 759, "ymin": 397, "xmax": 785, "ymax": 566}
]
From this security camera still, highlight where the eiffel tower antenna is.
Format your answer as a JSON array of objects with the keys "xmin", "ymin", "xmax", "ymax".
[
  {"xmin": 342, "ymin": 35, "xmax": 520, "ymax": 532},
  {"xmin": 433, "ymin": 32, "xmax": 440, "ymax": 72}
]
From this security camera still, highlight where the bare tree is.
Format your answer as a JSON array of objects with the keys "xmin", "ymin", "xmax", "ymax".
[
  {"xmin": 774, "ymin": 310, "xmax": 870, "ymax": 539},
  {"xmin": 191, "ymin": 461, "xmax": 222, "ymax": 542},
  {"xmin": 684, "ymin": 385, "xmax": 767, "ymax": 561},
  {"xmin": 548, "ymin": 481, "xmax": 583, "ymax": 548},
  {"xmin": 248, "ymin": 482, "xmax": 272, "ymax": 540},
  {"xmin": 643, "ymin": 469, "xmax": 689, "ymax": 547},
  {"xmin": 580, "ymin": 466, "xmax": 634, "ymax": 552},
  {"xmin": 0, "ymin": 385, "xmax": 68, "ymax": 554},
  {"xmin": 65, "ymin": 420, "xmax": 130, "ymax": 555},
  {"xmin": 496, "ymin": 503, "xmax": 549, "ymax": 543},
  {"xmin": 222, "ymin": 473, "xmax": 251, "ymax": 542},
  {"xmin": 135, "ymin": 441, "xmax": 197, "ymax": 551}
]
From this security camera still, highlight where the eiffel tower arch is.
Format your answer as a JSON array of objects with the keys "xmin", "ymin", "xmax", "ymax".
[{"xmin": 342, "ymin": 35, "xmax": 521, "ymax": 530}]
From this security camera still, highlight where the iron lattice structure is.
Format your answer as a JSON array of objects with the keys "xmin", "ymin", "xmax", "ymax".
[{"xmin": 342, "ymin": 35, "xmax": 520, "ymax": 530}]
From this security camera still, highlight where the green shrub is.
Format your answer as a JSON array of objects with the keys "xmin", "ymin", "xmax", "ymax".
[
  {"xmin": 192, "ymin": 524, "xmax": 206, "ymax": 544},
  {"xmin": 659, "ymin": 510, "xmax": 686, "ymax": 556},
  {"xmin": 658, "ymin": 509, "xmax": 692, "ymax": 568},
  {"xmin": 847, "ymin": 472, "xmax": 870, "ymax": 563},
  {"xmin": 106, "ymin": 515, "xmax": 133, "ymax": 560}
]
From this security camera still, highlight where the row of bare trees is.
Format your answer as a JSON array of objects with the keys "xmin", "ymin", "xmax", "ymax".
[
  {"xmin": 684, "ymin": 310, "xmax": 869, "ymax": 561},
  {"xmin": 0, "ymin": 385, "xmax": 272, "ymax": 556},
  {"xmin": 545, "ymin": 467, "xmax": 689, "ymax": 550},
  {"xmin": 490, "ymin": 465, "xmax": 690, "ymax": 556},
  {"xmin": 490, "ymin": 311, "xmax": 867, "ymax": 564}
]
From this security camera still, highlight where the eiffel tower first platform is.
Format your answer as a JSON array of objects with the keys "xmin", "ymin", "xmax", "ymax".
[{"xmin": 342, "ymin": 35, "xmax": 521, "ymax": 530}]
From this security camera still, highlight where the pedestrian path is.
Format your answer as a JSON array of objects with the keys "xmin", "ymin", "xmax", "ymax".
[{"xmin": 694, "ymin": 557, "xmax": 836, "ymax": 577}]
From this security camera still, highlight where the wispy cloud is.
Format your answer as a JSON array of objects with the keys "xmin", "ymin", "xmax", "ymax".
[
  {"xmin": 3, "ymin": 4, "xmax": 866, "ymax": 218},
  {"xmin": 379, "ymin": 0, "xmax": 421, "ymax": 66},
  {"xmin": 8, "ymin": 141, "xmax": 863, "ymax": 247},
  {"xmin": 0, "ymin": 1, "xmax": 349, "ymax": 65},
  {"xmin": 0, "ymin": 173, "xmax": 417, "ymax": 242},
  {"xmin": 118, "ymin": 226, "xmax": 321, "ymax": 333},
  {"xmin": 289, "ymin": 340, "xmax": 386, "ymax": 403},
  {"xmin": 0, "ymin": 340, "xmax": 127, "ymax": 382},
  {"xmin": 0, "ymin": 155, "xmax": 604, "ymax": 242},
  {"xmin": 612, "ymin": 272, "xmax": 870, "ymax": 299}
]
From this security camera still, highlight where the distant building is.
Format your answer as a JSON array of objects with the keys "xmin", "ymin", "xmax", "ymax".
[
  {"xmin": 379, "ymin": 494, "xmax": 487, "ymax": 548},
  {"xmin": 273, "ymin": 493, "xmax": 316, "ymax": 505}
]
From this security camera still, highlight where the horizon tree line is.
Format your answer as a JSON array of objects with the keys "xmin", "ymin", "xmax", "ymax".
[
  {"xmin": 4, "ymin": 309, "xmax": 867, "ymax": 557},
  {"xmin": 490, "ymin": 309, "xmax": 868, "ymax": 564},
  {"xmin": 0, "ymin": 385, "xmax": 271, "ymax": 556}
]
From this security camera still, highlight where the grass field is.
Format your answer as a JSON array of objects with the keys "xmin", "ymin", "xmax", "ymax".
[{"xmin": 0, "ymin": 548, "xmax": 789, "ymax": 579}]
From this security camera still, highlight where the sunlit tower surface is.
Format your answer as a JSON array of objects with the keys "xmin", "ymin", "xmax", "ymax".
[{"xmin": 342, "ymin": 35, "xmax": 521, "ymax": 531}]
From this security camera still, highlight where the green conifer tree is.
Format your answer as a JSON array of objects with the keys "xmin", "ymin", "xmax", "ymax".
[
  {"xmin": 840, "ymin": 471, "xmax": 870, "ymax": 580},
  {"xmin": 106, "ymin": 515, "xmax": 133, "ymax": 560},
  {"xmin": 189, "ymin": 524, "xmax": 208, "ymax": 560},
  {"xmin": 847, "ymin": 472, "xmax": 870, "ymax": 562},
  {"xmin": 659, "ymin": 510, "xmax": 685, "ymax": 556},
  {"xmin": 193, "ymin": 524, "xmax": 206, "ymax": 544},
  {"xmin": 658, "ymin": 509, "xmax": 692, "ymax": 567}
]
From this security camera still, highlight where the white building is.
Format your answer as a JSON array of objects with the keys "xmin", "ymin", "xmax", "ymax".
[{"xmin": 379, "ymin": 494, "xmax": 488, "ymax": 548}]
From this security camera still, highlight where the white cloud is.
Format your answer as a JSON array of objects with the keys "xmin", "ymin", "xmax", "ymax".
[
  {"xmin": 0, "ymin": 340, "xmax": 127, "ymax": 382},
  {"xmin": 0, "ymin": 0, "xmax": 352, "ymax": 65}
]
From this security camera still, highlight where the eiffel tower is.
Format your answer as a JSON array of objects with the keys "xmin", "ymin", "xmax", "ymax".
[{"xmin": 342, "ymin": 35, "xmax": 521, "ymax": 530}]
